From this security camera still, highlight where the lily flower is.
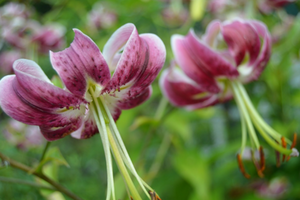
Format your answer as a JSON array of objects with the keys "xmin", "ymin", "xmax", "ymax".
[
  {"xmin": 160, "ymin": 19, "xmax": 298, "ymax": 178},
  {"xmin": 0, "ymin": 23, "xmax": 166, "ymax": 199}
]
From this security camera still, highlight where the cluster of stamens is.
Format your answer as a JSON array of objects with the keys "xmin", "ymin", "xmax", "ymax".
[{"xmin": 237, "ymin": 133, "xmax": 297, "ymax": 178}]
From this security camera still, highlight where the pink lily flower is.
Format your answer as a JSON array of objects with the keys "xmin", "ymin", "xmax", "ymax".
[
  {"xmin": 0, "ymin": 23, "xmax": 166, "ymax": 200},
  {"xmin": 32, "ymin": 23, "xmax": 66, "ymax": 54},
  {"xmin": 160, "ymin": 19, "xmax": 298, "ymax": 178}
]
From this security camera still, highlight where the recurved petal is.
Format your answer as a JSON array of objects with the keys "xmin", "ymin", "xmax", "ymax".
[
  {"xmin": 102, "ymin": 23, "xmax": 143, "ymax": 93},
  {"xmin": 186, "ymin": 30, "xmax": 239, "ymax": 78},
  {"xmin": 202, "ymin": 20, "xmax": 221, "ymax": 47},
  {"xmin": 0, "ymin": 75, "xmax": 85, "ymax": 130},
  {"xmin": 50, "ymin": 29, "xmax": 110, "ymax": 97},
  {"xmin": 171, "ymin": 34, "xmax": 220, "ymax": 93},
  {"xmin": 103, "ymin": 25, "xmax": 166, "ymax": 104},
  {"xmin": 118, "ymin": 33, "xmax": 166, "ymax": 101},
  {"xmin": 221, "ymin": 20, "xmax": 261, "ymax": 66},
  {"xmin": 117, "ymin": 86, "xmax": 152, "ymax": 110},
  {"xmin": 40, "ymin": 116, "xmax": 83, "ymax": 141},
  {"xmin": 13, "ymin": 59, "xmax": 86, "ymax": 110},
  {"xmin": 160, "ymin": 65, "xmax": 214, "ymax": 108},
  {"xmin": 243, "ymin": 21, "xmax": 271, "ymax": 82},
  {"xmin": 71, "ymin": 109, "xmax": 98, "ymax": 139}
]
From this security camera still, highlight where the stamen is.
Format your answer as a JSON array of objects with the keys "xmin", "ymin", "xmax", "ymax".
[
  {"xmin": 149, "ymin": 191, "xmax": 161, "ymax": 200},
  {"xmin": 237, "ymin": 154, "xmax": 250, "ymax": 178},
  {"xmin": 251, "ymin": 150, "xmax": 263, "ymax": 178},
  {"xmin": 259, "ymin": 146, "xmax": 265, "ymax": 173},
  {"xmin": 287, "ymin": 133, "xmax": 297, "ymax": 161},
  {"xmin": 275, "ymin": 150, "xmax": 281, "ymax": 167},
  {"xmin": 281, "ymin": 137, "xmax": 287, "ymax": 162}
]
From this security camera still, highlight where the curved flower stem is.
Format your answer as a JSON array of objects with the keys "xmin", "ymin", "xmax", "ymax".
[
  {"xmin": 39, "ymin": 141, "xmax": 51, "ymax": 163},
  {"xmin": 0, "ymin": 176, "xmax": 55, "ymax": 191},
  {"xmin": 0, "ymin": 152, "xmax": 83, "ymax": 200},
  {"xmin": 145, "ymin": 132, "xmax": 171, "ymax": 183}
]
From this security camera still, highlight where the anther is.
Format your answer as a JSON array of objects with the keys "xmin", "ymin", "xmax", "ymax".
[
  {"xmin": 259, "ymin": 146, "xmax": 265, "ymax": 173},
  {"xmin": 237, "ymin": 154, "xmax": 250, "ymax": 179},
  {"xmin": 281, "ymin": 137, "xmax": 287, "ymax": 162},
  {"xmin": 149, "ymin": 191, "xmax": 161, "ymax": 200},
  {"xmin": 275, "ymin": 150, "xmax": 281, "ymax": 167},
  {"xmin": 287, "ymin": 133, "xmax": 297, "ymax": 161},
  {"xmin": 251, "ymin": 150, "xmax": 263, "ymax": 178}
]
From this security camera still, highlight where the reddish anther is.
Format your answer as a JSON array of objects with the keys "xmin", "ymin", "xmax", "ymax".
[
  {"xmin": 259, "ymin": 146, "xmax": 265, "ymax": 172},
  {"xmin": 237, "ymin": 154, "xmax": 251, "ymax": 179},
  {"xmin": 281, "ymin": 137, "xmax": 287, "ymax": 162},
  {"xmin": 149, "ymin": 191, "xmax": 162, "ymax": 200},
  {"xmin": 275, "ymin": 150, "xmax": 281, "ymax": 167},
  {"xmin": 251, "ymin": 150, "xmax": 264, "ymax": 178}
]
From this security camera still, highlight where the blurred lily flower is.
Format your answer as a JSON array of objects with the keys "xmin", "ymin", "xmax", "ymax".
[
  {"xmin": 0, "ymin": 23, "xmax": 166, "ymax": 200},
  {"xmin": 32, "ymin": 23, "xmax": 66, "ymax": 53},
  {"xmin": 161, "ymin": 4, "xmax": 189, "ymax": 27},
  {"xmin": 160, "ymin": 19, "xmax": 298, "ymax": 178},
  {"xmin": 87, "ymin": 3, "xmax": 117, "ymax": 30},
  {"xmin": 251, "ymin": 177, "xmax": 289, "ymax": 198},
  {"xmin": 3, "ymin": 119, "xmax": 45, "ymax": 150},
  {"xmin": 0, "ymin": 50, "xmax": 22, "ymax": 74}
]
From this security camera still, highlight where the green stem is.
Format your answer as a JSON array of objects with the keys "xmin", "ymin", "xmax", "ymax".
[
  {"xmin": 0, "ymin": 176, "xmax": 55, "ymax": 191},
  {"xmin": 146, "ymin": 132, "xmax": 171, "ymax": 183},
  {"xmin": 0, "ymin": 152, "xmax": 83, "ymax": 200},
  {"xmin": 39, "ymin": 142, "xmax": 51, "ymax": 163}
]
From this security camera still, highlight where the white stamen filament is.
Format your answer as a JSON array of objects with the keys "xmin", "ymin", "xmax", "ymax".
[{"xmin": 88, "ymin": 86, "xmax": 152, "ymax": 200}]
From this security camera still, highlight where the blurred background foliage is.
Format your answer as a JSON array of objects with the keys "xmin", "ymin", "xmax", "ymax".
[{"xmin": 0, "ymin": 0, "xmax": 300, "ymax": 199}]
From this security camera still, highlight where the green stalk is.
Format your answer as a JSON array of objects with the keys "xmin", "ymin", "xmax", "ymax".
[
  {"xmin": 0, "ymin": 152, "xmax": 83, "ymax": 200},
  {"xmin": 0, "ymin": 176, "xmax": 55, "ymax": 190}
]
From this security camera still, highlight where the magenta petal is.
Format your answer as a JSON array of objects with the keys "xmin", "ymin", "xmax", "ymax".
[
  {"xmin": 186, "ymin": 30, "xmax": 239, "ymax": 78},
  {"xmin": 117, "ymin": 86, "xmax": 152, "ymax": 110},
  {"xmin": 171, "ymin": 34, "xmax": 220, "ymax": 93},
  {"xmin": 202, "ymin": 20, "xmax": 221, "ymax": 46},
  {"xmin": 245, "ymin": 21, "xmax": 271, "ymax": 82},
  {"xmin": 0, "ymin": 76, "xmax": 84, "ymax": 129},
  {"xmin": 40, "ymin": 118, "xmax": 82, "ymax": 141},
  {"xmin": 50, "ymin": 29, "xmax": 110, "ymax": 97},
  {"xmin": 13, "ymin": 59, "xmax": 86, "ymax": 110},
  {"xmin": 160, "ymin": 65, "xmax": 214, "ymax": 108},
  {"xmin": 103, "ymin": 25, "xmax": 165, "ymax": 108},
  {"xmin": 102, "ymin": 24, "xmax": 142, "ymax": 92},
  {"xmin": 221, "ymin": 20, "xmax": 261, "ymax": 66},
  {"xmin": 71, "ymin": 111, "xmax": 98, "ymax": 139},
  {"xmin": 121, "ymin": 33, "xmax": 166, "ymax": 99}
]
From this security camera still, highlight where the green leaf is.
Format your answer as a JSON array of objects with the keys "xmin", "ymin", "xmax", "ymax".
[
  {"xmin": 30, "ymin": 147, "xmax": 69, "ymax": 174},
  {"xmin": 130, "ymin": 116, "xmax": 159, "ymax": 130},
  {"xmin": 173, "ymin": 149, "xmax": 211, "ymax": 200}
]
